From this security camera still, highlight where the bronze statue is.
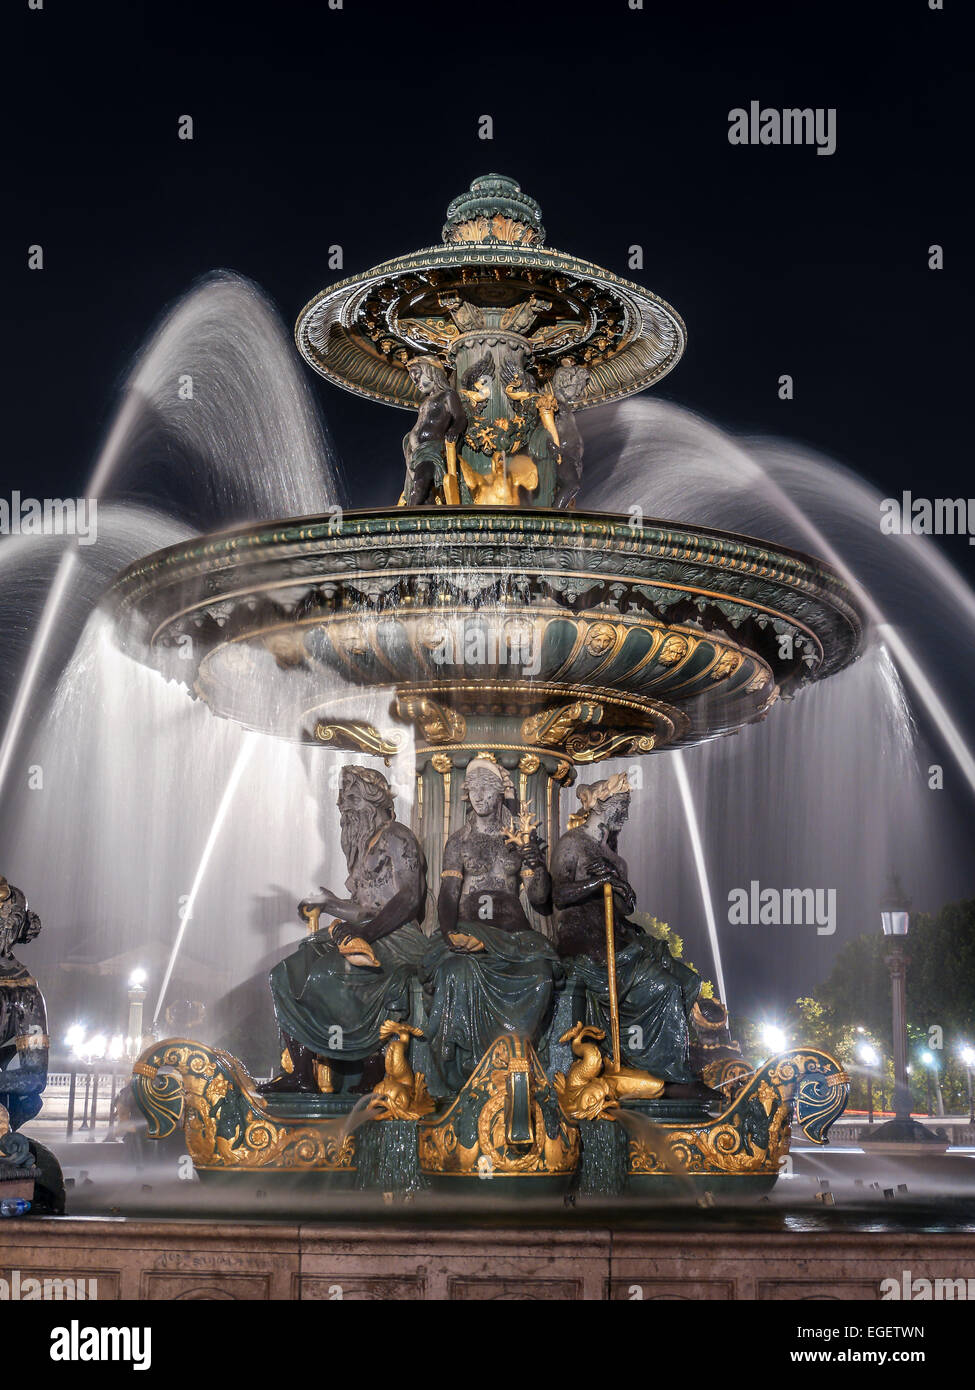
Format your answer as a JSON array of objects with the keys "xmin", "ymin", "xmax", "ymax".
[
  {"xmin": 550, "ymin": 773, "xmax": 703, "ymax": 1088},
  {"xmin": 0, "ymin": 877, "xmax": 49, "ymax": 1131},
  {"xmin": 548, "ymin": 362, "xmax": 589, "ymax": 509},
  {"xmin": 401, "ymin": 355, "xmax": 467, "ymax": 506},
  {"xmin": 422, "ymin": 756, "xmax": 562, "ymax": 1093},
  {"xmin": 263, "ymin": 766, "xmax": 428, "ymax": 1094}
]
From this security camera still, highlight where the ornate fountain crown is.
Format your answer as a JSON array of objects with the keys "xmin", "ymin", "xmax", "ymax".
[
  {"xmin": 295, "ymin": 174, "xmax": 686, "ymax": 411},
  {"xmin": 442, "ymin": 174, "xmax": 546, "ymax": 246}
]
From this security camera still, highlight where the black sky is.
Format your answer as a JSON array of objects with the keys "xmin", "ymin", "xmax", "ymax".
[{"xmin": 8, "ymin": 0, "xmax": 972, "ymax": 565}]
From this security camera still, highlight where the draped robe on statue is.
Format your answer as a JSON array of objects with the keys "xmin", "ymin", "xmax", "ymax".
[{"xmin": 422, "ymin": 823, "xmax": 563, "ymax": 1095}]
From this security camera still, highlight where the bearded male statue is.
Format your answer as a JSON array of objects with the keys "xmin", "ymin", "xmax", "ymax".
[
  {"xmin": 550, "ymin": 773, "xmax": 703, "ymax": 1090},
  {"xmin": 262, "ymin": 766, "xmax": 427, "ymax": 1094}
]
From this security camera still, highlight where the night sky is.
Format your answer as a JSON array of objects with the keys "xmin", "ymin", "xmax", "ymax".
[{"xmin": 9, "ymin": 0, "xmax": 971, "ymax": 550}]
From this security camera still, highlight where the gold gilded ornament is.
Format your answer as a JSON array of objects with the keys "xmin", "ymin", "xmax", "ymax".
[
  {"xmin": 554, "ymin": 1023, "xmax": 666, "ymax": 1121},
  {"xmin": 129, "ymin": 1040, "xmax": 356, "ymax": 1174},
  {"xmin": 418, "ymin": 1034, "xmax": 579, "ymax": 1180},
  {"xmin": 369, "ymin": 1021, "xmax": 435, "ymax": 1120}
]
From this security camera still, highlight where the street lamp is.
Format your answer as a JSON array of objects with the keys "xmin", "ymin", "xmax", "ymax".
[
  {"xmin": 961, "ymin": 1046, "xmax": 975, "ymax": 1127},
  {"xmin": 880, "ymin": 874, "xmax": 912, "ymax": 1126},
  {"xmin": 127, "ymin": 968, "xmax": 147, "ymax": 1058},
  {"xmin": 863, "ymin": 874, "xmax": 941, "ymax": 1145}
]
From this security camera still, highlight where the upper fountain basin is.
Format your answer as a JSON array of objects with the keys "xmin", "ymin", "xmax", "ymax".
[{"xmin": 104, "ymin": 507, "xmax": 864, "ymax": 759}]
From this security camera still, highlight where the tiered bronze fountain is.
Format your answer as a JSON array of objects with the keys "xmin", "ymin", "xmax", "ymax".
[{"xmin": 113, "ymin": 176, "xmax": 857, "ymax": 1195}]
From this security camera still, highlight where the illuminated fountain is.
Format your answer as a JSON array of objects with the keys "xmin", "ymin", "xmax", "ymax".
[{"xmin": 110, "ymin": 176, "xmax": 857, "ymax": 1194}]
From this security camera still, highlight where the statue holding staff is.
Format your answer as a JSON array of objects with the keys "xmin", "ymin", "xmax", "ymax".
[
  {"xmin": 0, "ymin": 877, "xmax": 49, "ymax": 1131},
  {"xmin": 550, "ymin": 773, "xmax": 703, "ymax": 1088}
]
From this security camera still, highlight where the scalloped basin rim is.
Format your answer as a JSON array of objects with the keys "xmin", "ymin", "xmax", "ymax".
[
  {"xmin": 105, "ymin": 504, "xmax": 859, "ymax": 592},
  {"xmin": 102, "ymin": 505, "xmax": 864, "ymax": 751}
]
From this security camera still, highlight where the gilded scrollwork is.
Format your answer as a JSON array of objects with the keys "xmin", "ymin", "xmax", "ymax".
[
  {"xmin": 626, "ymin": 1048, "xmax": 849, "ymax": 1178},
  {"xmin": 394, "ymin": 694, "xmax": 466, "ymax": 745},
  {"xmin": 417, "ymin": 1034, "xmax": 579, "ymax": 1180},
  {"xmin": 313, "ymin": 720, "xmax": 406, "ymax": 764},
  {"xmin": 130, "ymin": 1040, "xmax": 357, "ymax": 1173}
]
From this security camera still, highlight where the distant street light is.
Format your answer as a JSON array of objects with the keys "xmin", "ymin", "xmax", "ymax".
[
  {"xmin": 920, "ymin": 1050, "xmax": 945, "ymax": 1118},
  {"xmin": 857, "ymin": 1040, "xmax": 880, "ymax": 1124},
  {"xmin": 961, "ymin": 1046, "xmax": 975, "ymax": 1126},
  {"xmin": 761, "ymin": 1024, "xmax": 787, "ymax": 1054},
  {"xmin": 127, "ymin": 967, "xmax": 148, "ymax": 1058}
]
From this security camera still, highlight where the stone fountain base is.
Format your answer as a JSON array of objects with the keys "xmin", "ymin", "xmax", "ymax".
[{"xmin": 5, "ymin": 1216, "xmax": 974, "ymax": 1300}]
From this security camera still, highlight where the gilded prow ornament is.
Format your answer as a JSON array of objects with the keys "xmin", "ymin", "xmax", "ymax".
[
  {"xmin": 369, "ymin": 1021, "xmax": 435, "ymax": 1121},
  {"xmin": 554, "ymin": 1022, "xmax": 665, "ymax": 1122}
]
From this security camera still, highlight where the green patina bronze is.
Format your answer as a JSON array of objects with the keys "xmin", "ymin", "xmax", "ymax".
[{"xmin": 118, "ymin": 176, "xmax": 858, "ymax": 1194}]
